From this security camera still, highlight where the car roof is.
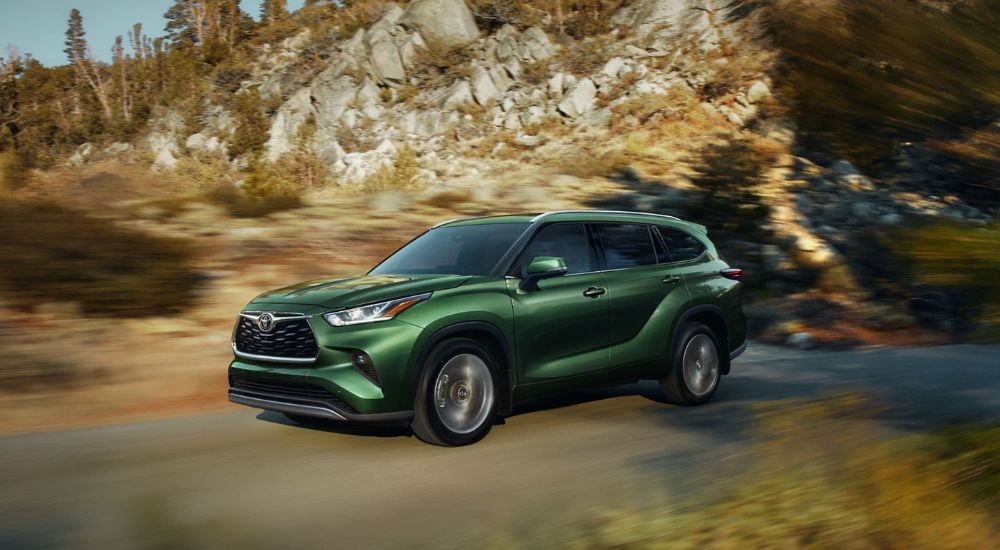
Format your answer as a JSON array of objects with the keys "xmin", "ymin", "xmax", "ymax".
[{"xmin": 435, "ymin": 210, "xmax": 706, "ymax": 234}]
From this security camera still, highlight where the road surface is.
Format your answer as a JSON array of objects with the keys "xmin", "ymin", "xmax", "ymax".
[{"xmin": 2, "ymin": 344, "xmax": 998, "ymax": 549}]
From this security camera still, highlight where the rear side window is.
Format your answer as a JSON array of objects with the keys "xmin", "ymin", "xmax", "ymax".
[
  {"xmin": 514, "ymin": 223, "xmax": 597, "ymax": 275},
  {"xmin": 658, "ymin": 227, "xmax": 707, "ymax": 263},
  {"xmin": 596, "ymin": 223, "xmax": 659, "ymax": 269}
]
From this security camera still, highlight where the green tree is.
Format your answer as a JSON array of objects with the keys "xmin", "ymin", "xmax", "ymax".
[
  {"xmin": 63, "ymin": 8, "xmax": 112, "ymax": 120},
  {"xmin": 261, "ymin": 0, "xmax": 289, "ymax": 25}
]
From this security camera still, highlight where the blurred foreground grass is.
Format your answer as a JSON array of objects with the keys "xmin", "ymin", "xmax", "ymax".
[{"xmin": 481, "ymin": 394, "xmax": 999, "ymax": 549}]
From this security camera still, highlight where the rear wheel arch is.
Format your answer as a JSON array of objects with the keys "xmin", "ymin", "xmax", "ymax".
[
  {"xmin": 410, "ymin": 321, "xmax": 515, "ymax": 415},
  {"xmin": 672, "ymin": 305, "xmax": 731, "ymax": 375}
]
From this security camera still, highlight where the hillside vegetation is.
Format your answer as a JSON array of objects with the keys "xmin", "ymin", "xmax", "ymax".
[{"xmin": 0, "ymin": 0, "xmax": 997, "ymax": 343}]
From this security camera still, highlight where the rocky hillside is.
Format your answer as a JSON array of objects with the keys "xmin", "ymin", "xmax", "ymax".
[{"xmin": 3, "ymin": 0, "xmax": 999, "ymax": 348}]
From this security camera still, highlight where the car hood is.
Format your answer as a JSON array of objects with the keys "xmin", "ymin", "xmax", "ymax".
[{"xmin": 249, "ymin": 274, "xmax": 471, "ymax": 309}]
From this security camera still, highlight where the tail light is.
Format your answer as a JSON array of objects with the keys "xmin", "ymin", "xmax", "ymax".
[{"xmin": 720, "ymin": 268, "xmax": 743, "ymax": 281}]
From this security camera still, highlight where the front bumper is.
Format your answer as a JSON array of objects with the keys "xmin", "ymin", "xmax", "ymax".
[
  {"xmin": 228, "ymin": 309, "xmax": 429, "ymax": 423},
  {"xmin": 228, "ymin": 384, "xmax": 412, "ymax": 424}
]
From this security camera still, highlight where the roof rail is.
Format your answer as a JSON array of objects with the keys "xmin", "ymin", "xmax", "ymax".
[
  {"xmin": 530, "ymin": 210, "xmax": 682, "ymax": 222},
  {"xmin": 431, "ymin": 217, "xmax": 474, "ymax": 228}
]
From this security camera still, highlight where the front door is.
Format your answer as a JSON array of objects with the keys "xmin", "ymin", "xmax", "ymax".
[{"xmin": 507, "ymin": 223, "xmax": 609, "ymax": 384}]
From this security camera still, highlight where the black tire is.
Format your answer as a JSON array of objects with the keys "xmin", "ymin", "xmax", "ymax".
[
  {"xmin": 661, "ymin": 323, "xmax": 722, "ymax": 406},
  {"xmin": 411, "ymin": 338, "xmax": 499, "ymax": 446}
]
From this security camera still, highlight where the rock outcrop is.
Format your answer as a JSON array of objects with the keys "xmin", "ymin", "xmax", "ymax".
[{"xmin": 399, "ymin": 0, "xmax": 479, "ymax": 46}]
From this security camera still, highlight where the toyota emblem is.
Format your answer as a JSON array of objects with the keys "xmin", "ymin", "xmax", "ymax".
[{"xmin": 257, "ymin": 312, "xmax": 276, "ymax": 332}]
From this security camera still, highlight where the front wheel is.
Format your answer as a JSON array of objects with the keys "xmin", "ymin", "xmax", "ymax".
[
  {"xmin": 411, "ymin": 338, "xmax": 498, "ymax": 446},
  {"xmin": 661, "ymin": 323, "xmax": 722, "ymax": 406}
]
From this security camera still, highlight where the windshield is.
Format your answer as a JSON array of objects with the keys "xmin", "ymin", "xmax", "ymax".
[{"xmin": 370, "ymin": 223, "xmax": 530, "ymax": 276}]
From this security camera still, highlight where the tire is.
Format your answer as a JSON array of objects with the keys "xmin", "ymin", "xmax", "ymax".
[
  {"xmin": 411, "ymin": 338, "xmax": 499, "ymax": 446},
  {"xmin": 661, "ymin": 323, "xmax": 722, "ymax": 406}
]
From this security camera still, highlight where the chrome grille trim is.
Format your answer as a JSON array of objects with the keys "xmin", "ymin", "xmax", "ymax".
[{"xmin": 232, "ymin": 310, "xmax": 320, "ymax": 364}]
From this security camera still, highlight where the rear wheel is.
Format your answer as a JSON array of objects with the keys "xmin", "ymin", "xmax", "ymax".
[
  {"xmin": 411, "ymin": 338, "xmax": 498, "ymax": 446},
  {"xmin": 661, "ymin": 323, "xmax": 722, "ymax": 406}
]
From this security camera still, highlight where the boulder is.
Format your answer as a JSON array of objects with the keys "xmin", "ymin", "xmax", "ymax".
[
  {"xmin": 440, "ymin": 80, "xmax": 474, "ymax": 109},
  {"xmin": 489, "ymin": 65, "xmax": 514, "ymax": 94},
  {"xmin": 471, "ymin": 66, "xmax": 498, "ymax": 106},
  {"xmin": 786, "ymin": 332, "xmax": 816, "ymax": 350},
  {"xmin": 613, "ymin": 0, "xmax": 726, "ymax": 37},
  {"xmin": 557, "ymin": 78, "xmax": 597, "ymax": 118},
  {"xmin": 522, "ymin": 27, "xmax": 554, "ymax": 60},
  {"xmin": 265, "ymin": 87, "xmax": 315, "ymax": 161},
  {"xmin": 747, "ymin": 80, "xmax": 771, "ymax": 104},
  {"xmin": 311, "ymin": 73, "xmax": 359, "ymax": 130},
  {"xmin": 547, "ymin": 73, "xmax": 565, "ymax": 98},
  {"xmin": 149, "ymin": 135, "xmax": 178, "ymax": 171},
  {"xmin": 577, "ymin": 107, "xmax": 612, "ymax": 129},
  {"xmin": 400, "ymin": 0, "xmax": 479, "ymax": 46},
  {"xmin": 603, "ymin": 57, "xmax": 626, "ymax": 78},
  {"xmin": 368, "ymin": 3, "xmax": 405, "ymax": 36},
  {"xmin": 68, "ymin": 143, "xmax": 92, "ymax": 166},
  {"xmin": 369, "ymin": 39, "xmax": 406, "ymax": 86},
  {"xmin": 399, "ymin": 32, "xmax": 426, "ymax": 67}
]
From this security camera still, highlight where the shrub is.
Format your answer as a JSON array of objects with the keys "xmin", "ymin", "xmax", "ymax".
[
  {"xmin": 227, "ymin": 88, "xmax": 272, "ymax": 160},
  {"xmin": 0, "ymin": 201, "xmax": 203, "ymax": 317},
  {"xmin": 0, "ymin": 148, "xmax": 29, "ymax": 190},
  {"xmin": 557, "ymin": 39, "xmax": 610, "ymax": 76},
  {"xmin": 361, "ymin": 145, "xmax": 421, "ymax": 193},
  {"xmin": 0, "ymin": 351, "xmax": 84, "ymax": 392},
  {"xmin": 215, "ymin": 159, "xmax": 305, "ymax": 216},
  {"xmin": 407, "ymin": 43, "xmax": 476, "ymax": 91},
  {"xmin": 894, "ymin": 222, "xmax": 1000, "ymax": 339}
]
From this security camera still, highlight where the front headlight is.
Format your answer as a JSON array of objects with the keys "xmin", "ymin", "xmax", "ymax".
[{"xmin": 323, "ymin": 293, "xmax": 431, "ymax": 327}]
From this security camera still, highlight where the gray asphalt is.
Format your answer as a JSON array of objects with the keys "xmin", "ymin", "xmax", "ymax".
[{"xmin": 1, "ymin": 344, "xmax": 998, "ymax": 549}]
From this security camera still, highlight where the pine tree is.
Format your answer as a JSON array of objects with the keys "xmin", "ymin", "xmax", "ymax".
[
  {"xmin": 63, "ymin": 9, "xmax": 88, "ymax": 65},
  {"xmin": 63, "ymin": 9, "xmax": 111, "ymax": 120},
  {"xmin": 261, "ymin": 0, "xmax": 288, "ymax": 25}
]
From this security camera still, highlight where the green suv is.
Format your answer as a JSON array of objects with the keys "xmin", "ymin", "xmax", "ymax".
[{"xmin": 229, "ymin": 210, "xmax": 746, "ymax": 446}]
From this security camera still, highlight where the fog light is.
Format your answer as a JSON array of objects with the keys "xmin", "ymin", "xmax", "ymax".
[{"xmin": 352, "ymin": 351, "xmax": 380, "ymax": 385}]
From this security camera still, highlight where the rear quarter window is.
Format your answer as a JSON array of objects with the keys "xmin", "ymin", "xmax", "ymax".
[{"xmin": 657, "ymin": 227, "xmax": 707, "ymax": 263}]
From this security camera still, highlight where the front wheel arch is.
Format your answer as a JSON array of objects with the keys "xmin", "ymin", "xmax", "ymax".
[{"xmin": 409, "ymin": 321, "xmax": 515, "ymax": 415}]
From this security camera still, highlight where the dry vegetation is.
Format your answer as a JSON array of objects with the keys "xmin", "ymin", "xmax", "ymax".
[
  {"xmin": 486, "ymin": 394, "xmax": 1000, "ymax": 549},
  {"xmin": 0, "ymin": 200, "xmax": 203, "ymax": 317}
]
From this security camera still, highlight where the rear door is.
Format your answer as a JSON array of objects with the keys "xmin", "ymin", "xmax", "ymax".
[
  {"xmin": 506, "ymin": 223, "xmax": 610, "ymax": 384},
  {"xmin": 593, "ymin": 223, "xmax": 692, "ymax": 377}
]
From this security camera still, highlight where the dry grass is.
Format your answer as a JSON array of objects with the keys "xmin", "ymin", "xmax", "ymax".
[{"xmin": 489, "ymin": 393, "xmax": 1000, "ymax": 549}]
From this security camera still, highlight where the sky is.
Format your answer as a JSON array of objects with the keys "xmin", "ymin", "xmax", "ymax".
[{"xmin": 0, "ymin": 0, "xmax": 306, "ymax": 67}]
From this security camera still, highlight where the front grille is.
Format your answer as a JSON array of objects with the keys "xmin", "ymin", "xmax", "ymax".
[
  {"xmin": 234, "ymin": 314, "xmax": 319, "ymax": 361},
  {"xmin": 230, "ymin": 376, "xmax": 356, "ymax": 413}
]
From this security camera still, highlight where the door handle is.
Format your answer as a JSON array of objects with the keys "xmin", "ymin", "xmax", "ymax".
[
  {"xmin": 662, "ymin": 275, "xmax": 682, "ymax": 285},
  {"xmin": 583, "ymin": 287, "xmax": 607, "ymax": 298}
]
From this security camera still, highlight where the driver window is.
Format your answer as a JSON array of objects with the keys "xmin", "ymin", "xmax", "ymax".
[{"xmin": 514, "ymin": 223, "xmax": 596, "ymax": 275}]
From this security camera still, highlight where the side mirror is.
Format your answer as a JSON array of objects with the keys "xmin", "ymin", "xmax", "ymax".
[{"xmin": 520, "ymin": 256, "xmax": 568, "ymax": 291}]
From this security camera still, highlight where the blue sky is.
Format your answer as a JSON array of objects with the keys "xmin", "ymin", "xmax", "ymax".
[{"xmin": 0, "ymin": 0, "xmax": 306, "ymax": 67}]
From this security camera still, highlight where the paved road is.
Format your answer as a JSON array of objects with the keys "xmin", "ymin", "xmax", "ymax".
[{"xmin": 2, "ymin": 344, "xmax": 998, "ymax": 549}]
